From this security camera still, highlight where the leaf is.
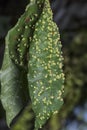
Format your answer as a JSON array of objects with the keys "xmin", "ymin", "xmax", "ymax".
[
  {"xmin": 0, "ymin": 36, "xmax": 29, "ymax": 126},
  {"xmin": 28, "ymin": 0, "xmax": 65, "ymax": 129},
  {"xmin": 1, "ymin": 0, "xmax": 64, "ymax": 129},
  {"xmin": 8, "ymin": 0, "xmax": 44, "ymax": 68},
  {"xmin": 0, "ymin": 0, "xmax": 45, "ymax": 126}
]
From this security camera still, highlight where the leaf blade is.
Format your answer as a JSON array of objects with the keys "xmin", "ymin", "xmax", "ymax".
[
  {"xmin": 28, "ymin": 0, "xmax": 65, "ymax": 129},
  {"xmin": 0, "ymin": 37, "xmax": 28, "ymax": 126}
]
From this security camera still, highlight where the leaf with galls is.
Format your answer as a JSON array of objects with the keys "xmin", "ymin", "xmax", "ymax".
[
  {"xmin": 0, "ymin": 0, "xmax": 64, "ymax": 129},
  {"xmin": 28, "ymin": 0, "xmax": 65, "ymax": 129}
]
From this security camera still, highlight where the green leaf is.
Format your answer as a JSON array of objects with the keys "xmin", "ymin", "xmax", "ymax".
[
  {"xmin": 0, "ymin": 0, "xmax": 45, "ymax": 126},
  {"xmin": 0, "ymin": 36, "xmax": 29, "ymax": 126},
  {"xmin": 8, "ymin": 0, "xmax": 44, "ymax": 68},
  {"xmin": 0, "ymin": 0, "xmax": 64, "ymax": 129},
  {"xmin": 28, "ymin": 0, "xmax": 65, "ymax": 129}
]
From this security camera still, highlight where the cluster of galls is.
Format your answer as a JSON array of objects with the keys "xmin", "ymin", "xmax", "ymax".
[{"xmin": 7, "ymin": 0, "xmax": 44, "ymax": 68}]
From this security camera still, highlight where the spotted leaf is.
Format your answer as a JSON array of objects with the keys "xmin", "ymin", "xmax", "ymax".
[
  {"xmin": 7, "ymin": 0, "xmax": 44, "ymax": 68},
  {"xmin": 0, "ymin": 0, "xmax": 44, "ymax": 126},
  {"xmin": 28, "ymin": 0, "xmax": 65, "ymax": 129}
]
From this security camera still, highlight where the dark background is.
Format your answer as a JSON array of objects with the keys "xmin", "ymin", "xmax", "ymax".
[{"xmin": 0, "ymin": 0, "xmax": 87, "ymax": 130}]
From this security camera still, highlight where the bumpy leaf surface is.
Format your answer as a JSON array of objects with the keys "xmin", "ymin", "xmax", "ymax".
[
  {"xmin": 28, "ymin": 0, "xmax": 64, "ymax": 129},
  {"xmin": 0, "ymin": 0, "xmax": 44, "ymax": 126},
  {"xmin": 8, "ymin": 0, "xmax": 44, "ymax": 68}
]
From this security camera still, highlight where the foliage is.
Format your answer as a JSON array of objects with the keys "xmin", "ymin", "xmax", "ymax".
[
  {"xmin": 9, "ymin": 30, "xmax": 87, "ymax": 130},
  {"xmin": 0, "ymin": 0, "xmax": 64, "ymax": 130}
]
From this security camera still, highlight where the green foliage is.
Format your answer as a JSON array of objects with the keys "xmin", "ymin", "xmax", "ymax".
[
  {"xmin": 0, "ymin": 0, "xmax": 64, "ymax": 129},
  {"xmin": 0, "ymin": 38, "xmax": 29, "ymax": 126},
  {"xmin": 8, "ymin": 0, "xmax": 44, "ymax": 68},
  {"xmin": 28, "ymin": 0, "xmax": 64, "ymax": 129}
]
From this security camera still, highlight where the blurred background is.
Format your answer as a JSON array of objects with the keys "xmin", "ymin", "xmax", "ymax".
[{"xmin": 0, "ymin": 0, "xmax": 87, "ymax": 130}]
